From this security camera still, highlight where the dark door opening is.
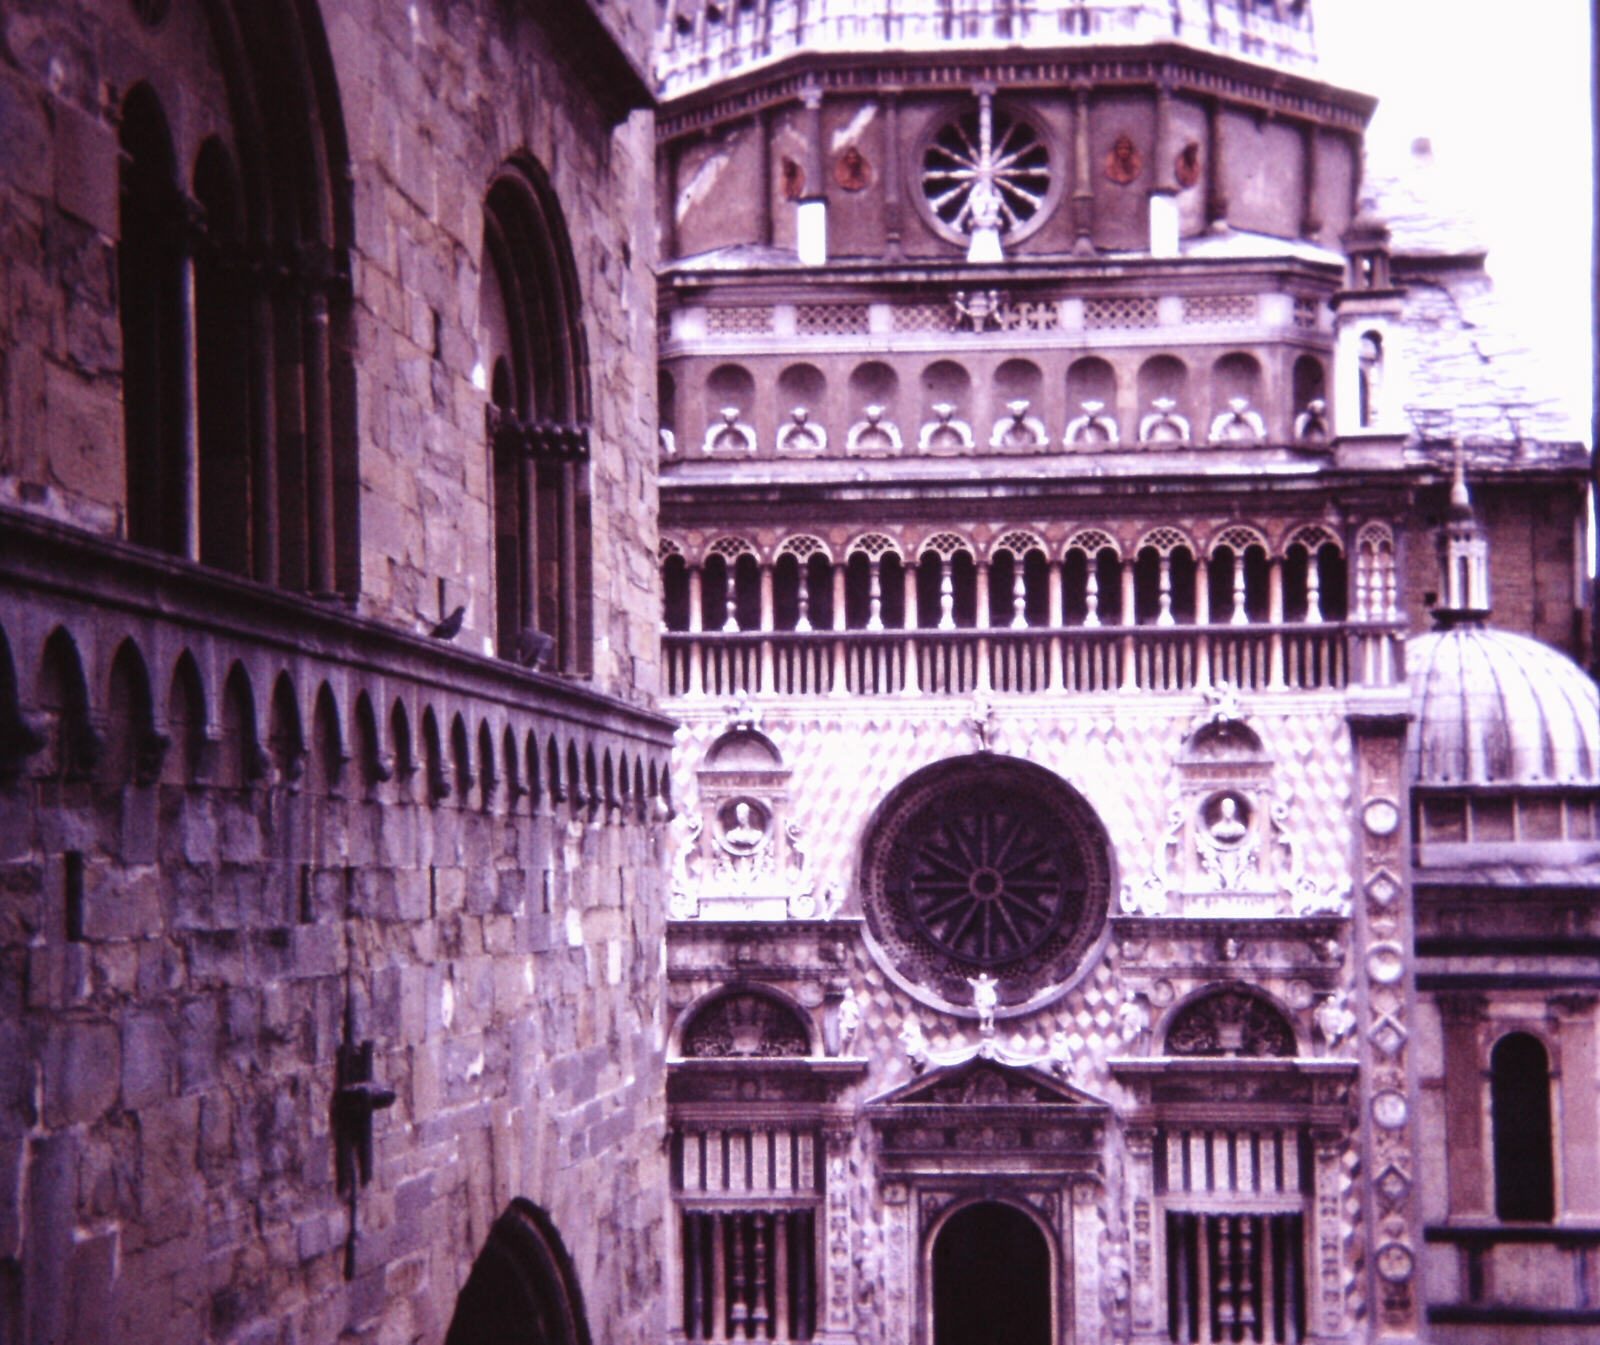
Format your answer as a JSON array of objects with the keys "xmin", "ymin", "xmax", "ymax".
[{"xmin": 932, "ymin": 1201, "xmax": 1051, "ymax": 1345}]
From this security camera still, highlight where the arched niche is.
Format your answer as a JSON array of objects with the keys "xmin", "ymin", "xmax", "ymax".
[
  {"xmin": 1065, "ymin": 356, "xmax": 1118, "ymax": 444},
  {"xmin": 1137, "ymin": 356, "xmax": 1191, "ymax": 443}
]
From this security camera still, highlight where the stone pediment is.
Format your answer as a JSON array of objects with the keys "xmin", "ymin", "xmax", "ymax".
[
  {"xmin": 867, "ymin": 1058, "xmax": 1108, "ymax": 1167},
  {"xmin": 869, "ymin": 1058, "xmax": 1107, "ymax": 1114}
]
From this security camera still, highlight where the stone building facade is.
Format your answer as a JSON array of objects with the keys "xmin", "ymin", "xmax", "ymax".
[
  {"xmin": 0, "ymin": 2, "xmax": 674, "ymax": 1343},
  {"xmin": 653, "ymin": 5, "xmax": 1598, "ymax": 1345}
]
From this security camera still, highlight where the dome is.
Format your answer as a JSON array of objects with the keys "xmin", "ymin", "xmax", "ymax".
[{"xmin": 1408, "ymin": 626, "xmax": 1600, "ymax": 787}]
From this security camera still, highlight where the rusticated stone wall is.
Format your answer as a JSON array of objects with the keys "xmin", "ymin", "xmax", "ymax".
[{"xmin": 0, "ymin": 524, "xmax": 674, "ymax": 1344}]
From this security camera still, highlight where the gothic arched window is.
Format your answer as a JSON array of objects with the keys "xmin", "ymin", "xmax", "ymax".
[
  {"xmin": 1491, "ymin": 1032, "xmax": 1555, "ymax": 1222},
  {"xmin": 115, "ymin": 4, "xmax": 356, "ymax": 595},
  {"xmin": 481, "ymin": 158, "xmax": 592, "ymax": 673}
]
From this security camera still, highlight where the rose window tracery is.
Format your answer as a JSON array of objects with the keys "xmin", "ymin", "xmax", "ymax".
[
  {"xmin": 917, "ymin": 103, "xmax": 1055, "ymax": 247},
  {"xmin": 861, "ymin": 757, "xmax": 1112, "ymax": 1017}
]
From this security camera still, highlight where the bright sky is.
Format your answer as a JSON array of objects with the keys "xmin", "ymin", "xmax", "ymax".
[{"xmin": 1315, "ymin": 0, "xmax": 1594, "ymax": 440}]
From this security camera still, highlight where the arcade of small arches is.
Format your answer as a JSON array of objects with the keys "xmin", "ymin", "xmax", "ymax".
[
  {"xmin": 0, "ymin": 621, "xmax": 669, "ymax": 823},
  {"xmin": 660, "ymin": 350, "xmax": 1331, "ymax": 460},
  {"xmin": 660, "ymin": 521, "xmax": 1396, "ymax": 637}
]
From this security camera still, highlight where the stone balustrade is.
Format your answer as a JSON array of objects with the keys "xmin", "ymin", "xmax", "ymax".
[{"xmin": 663, "ymin": 620, "xmax": 1403, "ymax": 699}]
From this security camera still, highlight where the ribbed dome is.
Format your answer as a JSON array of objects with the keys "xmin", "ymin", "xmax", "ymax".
[{"xmin": 1409, "ymin": 626, "xmax": 1600, "ymax": 786}]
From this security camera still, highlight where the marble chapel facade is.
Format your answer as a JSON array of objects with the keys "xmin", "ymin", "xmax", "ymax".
[{"xmin": 651, "ymin": 5, "xmax": 1599, "ymax": 1345}]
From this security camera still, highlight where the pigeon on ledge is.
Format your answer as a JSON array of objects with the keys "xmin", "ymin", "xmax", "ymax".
[{"xmin": 429, "ymin": 605, "xmax": 466, "ymax": 640}]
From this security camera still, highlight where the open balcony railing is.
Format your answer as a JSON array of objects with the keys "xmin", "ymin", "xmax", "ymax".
[{"xmin": 662, "ymin": 621, "xmax": 1403, "ymax": 699}]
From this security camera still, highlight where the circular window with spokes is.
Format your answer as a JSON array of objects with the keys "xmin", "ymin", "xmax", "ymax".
[
  {"xmin": 914, "ymin": 100, "xmax": 1060, "ymax": 249},
  {"xmin": 860, "ymin": 755, "xmax": 1113, "ymax": 1018}
]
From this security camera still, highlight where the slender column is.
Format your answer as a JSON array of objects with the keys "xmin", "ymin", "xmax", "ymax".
[
  {"xmin": 248, "ymin": 285, "xmax": 280, "ymax": 585},
  {"xmin": 1121, "ymin": 558, "xmax": 1139, "ymax": 691},
  {"xmin": 1306, "ymin": 550, "xmax": 1324, "ymax": 622},
  {"xmin": 559, "ymin": 462, "xmax": 580, "ymax": 669},
  {"xmin": 711, "ymin": 1214, "xmax": 727, "ymax": 1341},
  {"xmin": 759, "ymin": 563, "xmax": 774, "ymax": 694},
  {"xmin": 1231, "ymin": 552, "xmax": 1248, "ymax": 624},
  {"xmin": 937, "ymin": 559, "xmax": 955, "ymax": 630},
  {"xmin": 687, "ymin": 565, "xmax": 704, "ymax": 697},
  {"xmin": 1206, "ymin": 98, "xmax": 1230, "ymax": 232},
  {"xmin": 797, "ymin": 85, "xmax": 827, "ymax": 265},
  {"xmin": 1010, "ymin": 556, "xmax": 1028, "ymax": 629},
  {"xmin": 902, "ymin": 564, "xmax": 920, "ymax": 695},
  {"xmin": 688, "ymin": 566, "xmax": 705, "ymax": 632},
  {"xmin": 795, "ymin": 561, "xmax": 812, "ymax": 632},
  {"xmin": 831, "ymin": 562, "xmax": 847, "ymax": 694},
  {"xmin": 1267, "ymin": 557, "xmax": 1285, "ymax": 689},
  {"xmin": 519, "ymin": 454, "xmax": 538, "ymax": 632},
  {"xmin": 304, "ymin": 284, "xmax": 337, "ymax": 595},
  {"xmin": 756, "ymin": 108, "xmax": 774, "ymax": 247},
  {"xmin": 773, "ymin": 1214, "xmax": 789, "ymax": 1340},
  {"xmin": 1085, "ymin": 560, "xmax": 1101, "ymax": 627},
  {"xmin": 974, "ymin": 559, "xmax": 991, "ymax": 692},
  {"xmin": 883, "ymin": 89, "xmax": 904, "ymax": 257},
  {"xmin": 179, "ymin": 214, "xmax": 201, "ymax": 562},
  {"xmin": 1157, "ymin": 553, "xmax": 1175, "ymax": 627},
  {"xmin": 1299, "ymin": 120, "xmax": 1322, "ymax": 239},
  {"xmin": 730, "ymin": 1217, "xmax": 747, "ymax": 1330},
  {"xmin": 867, "ymin": 559, "xmax": 883, "ymax": 631},
  {"xmin": 1071, "ymin": 84, "xmax": 1096, "ymax": 255},
  {"xmin": 1194, "ymin": 554, "xmax": 1212, "ymax": 690},
  {"xmin": 1150, "ymin": 79, "xmax": 1179, "ymax": 257},
  {"xmin": 1047, "ymin": 561, "xmax": 1064, "ymax": 691}
]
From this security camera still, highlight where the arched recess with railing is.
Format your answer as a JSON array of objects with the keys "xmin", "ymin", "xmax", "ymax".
[
  {"xmin": 1063, "ymin": 530, "xmax": 1122, "ymax": 628},
  {"xmin": 988, "ymin": 531, "xmax": 1049, "ymax": 629},
  {"xmin": 661, "ymin": 539, "xmax": 691, "ymax": 632},
  {"xmin": 1134, "ymin": 527, "xmax": 1197, "ymax": 626},
  {"xmin": 1283, "ymin": 524, "xmax": 1347, "ymax": 623},
  {"xmin": 702, "ymin": 535, "xmax": 761, "ymax": 634},
  {"xmin": 773, "ymin": 536, "xmax": 834, "ymax": 631},
  {"xmin": 116, "ymin": 1, "xmax": 356, "ymax": 595},
  {"xmin": 1207, "ymin": 526, "xmax": 1271, "ymax": 626},
  {"xmin": 914, "ymin": 533, "xmax": 975, "ymax": 631}
]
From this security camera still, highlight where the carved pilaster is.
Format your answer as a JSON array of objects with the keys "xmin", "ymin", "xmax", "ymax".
[
  {"xmin": 1072, "ymin": 1180, "xmax": 1105, "ymax": 1345},
  {"xmin": 882, "ymin": 1182, "xmax": 911, "ymax": 1345},
  {"xmin": 1311, "ymin": 1127, "xmax": 1348, "ymax": 1340},
  {"xmin": 1124, "ymin": 1127, "xmax": 1160, "ymax": 1342},
  {"xmin": 1348, "ymin": 714, "xmax": 1420, "ymax": 1341},
  {"xmin": 822, "ymin": 1124, "xmax": 856, "ymax": 1341}
]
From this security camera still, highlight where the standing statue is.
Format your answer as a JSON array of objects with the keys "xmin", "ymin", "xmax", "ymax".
[{"xmin": 967, "ymin": 973, "xmax": 999, "ymax": 1036}]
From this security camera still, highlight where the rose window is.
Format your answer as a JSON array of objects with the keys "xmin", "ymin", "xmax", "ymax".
[
  {"xmin": 904, "ymin": 809, "xmax": 1073, "ymax": 965},
  {"xmin": 918, "ymin": 102, "xmax": 1054, "ymax": 246},
  {"xmin": 860, "ymin": 757, "xmax": 1112, "ymax": 1017}
]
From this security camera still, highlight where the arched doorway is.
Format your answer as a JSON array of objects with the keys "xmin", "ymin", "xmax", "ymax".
[{"xmin": 931, "ymin": 1201, "xmax": 1051, "ymax": 1345}]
